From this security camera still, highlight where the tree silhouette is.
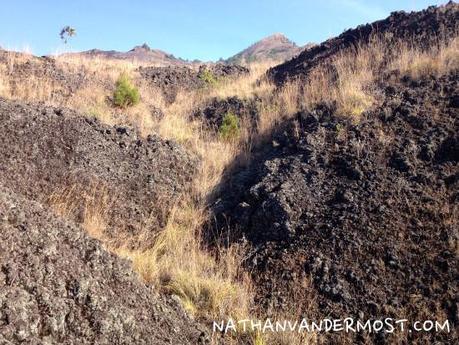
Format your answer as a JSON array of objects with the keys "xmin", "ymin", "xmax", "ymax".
[{"xmin": 60, "ymin": 26, "xmax": 76, "ymax": 44}]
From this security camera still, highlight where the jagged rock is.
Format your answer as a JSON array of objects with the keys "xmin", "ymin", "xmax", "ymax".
[{"xmin": 0, "ymin": 185, "xmax": 207, "ymax": 344}]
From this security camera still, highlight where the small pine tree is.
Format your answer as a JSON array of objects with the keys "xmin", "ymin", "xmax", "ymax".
[
  {"xmin": 113, "ymin": 73, "xmax": 140, "ymax": 108},
  {"xmin": 219, "ymin": 112, "xmax": 240, "ymax": 141},
  {"xmin": 198, "ymin": 69, "xmax": 218, "ymax": 86}
]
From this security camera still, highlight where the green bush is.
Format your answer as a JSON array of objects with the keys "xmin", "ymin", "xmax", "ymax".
[
  {"xmin": 219, "ymin": 112, "xmax": 240, "ymax": 141},
  {"xmin": 113, "ymin": 73, "xmax": 140, "ymax": 108},
  {"xmin": 198, "ymin": 69, "xmax": 218, "ymax": 86}
]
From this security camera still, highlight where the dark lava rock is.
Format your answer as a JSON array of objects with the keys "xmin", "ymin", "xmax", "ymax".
[
  {"xmin": 211, "ymin": 72, "xmax": 459, "ymax": 344},
  {"xmin": 139, "ymin": 64, "xmax": 249, "ymax": 103},
  {"xmin": 268, "ymin": 2, "xmax": 459, "ymax": 85},
  {"xmin": 0, "ymin": 98, "xmax": 198, "ymax": 249},
  {"xmin": 139, "ymin": 65, "xmax": 203, "ymax": 103},
  {"xmin": 436, "ymin": 135, "xmax": 459, "ymax": 163},
  {"xmin": 193, "ymin": 96, "xmax": 260, "ymax": 131},
  {"xmin": 205, "ymin": 64, "xmax": 249, "ymax": 80},
  {"xmin": 0, "ymin": 185, "xmax": 207, "ymax": 344}
]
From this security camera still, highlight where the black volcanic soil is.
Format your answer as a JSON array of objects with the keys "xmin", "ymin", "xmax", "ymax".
[
  {"xmin": 212, "ymin": 72, "xmax": 458, "ymax": 343},
  {"xmin": 0, "ymin": 184, "xmax": 208, "ymax": 344},
  {"xmin": 268, "ymin": 2, "xmax": 459, "ymax": 85},
  {"xmin": 0, "ymin": 98, "xmax": 197, "ymax": 249}
]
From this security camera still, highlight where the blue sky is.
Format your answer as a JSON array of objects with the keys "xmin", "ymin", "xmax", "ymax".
[{"xmin": 0, "ymin": 0, "xmax": 446, "ymax": 60}]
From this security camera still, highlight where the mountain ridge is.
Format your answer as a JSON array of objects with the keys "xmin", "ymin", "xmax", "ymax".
[
  {"xmin": 59, "ymin": 42, "xmax": 193, "ymax": 66},
  {"xmin": 56, "ymin": 33, "xmax": 309, "ymax": 66}
]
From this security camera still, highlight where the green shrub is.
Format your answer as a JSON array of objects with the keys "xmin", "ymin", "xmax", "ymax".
[
  {"xmin": 198, "ymin": 69, "xmax": 218, "ymax": 86},
  {"xmin": 113, "ymin": 73, "xmax": 140, "ymax": 108},
  {"xmin": 219, "ymin": 112, "xmax": 240, "ymax": 141}
]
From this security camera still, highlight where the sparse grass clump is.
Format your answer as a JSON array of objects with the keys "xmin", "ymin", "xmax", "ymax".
[
  {"xmin": 113, "ymin": 72, "xmax": 140, "ymax": 108},
  {"xmin": 270, "ymin": 34, "xmax": 458, "ymax": 123},
  {"xmin": 209, "ymin": 62, "xmax": 276, "ymax": 100},
  {"xmin": 219, "ymin": 112, "xmax": 240, "ymax": 141}
]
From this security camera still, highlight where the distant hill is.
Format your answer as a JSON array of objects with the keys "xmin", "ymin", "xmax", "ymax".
[
  {"xmin": 60, "ymin": 43, "xmax": 195, "ymax": 66},
  {"xmin": 226, "ymin": 33, "xmax": 311, "ymax": 64}
]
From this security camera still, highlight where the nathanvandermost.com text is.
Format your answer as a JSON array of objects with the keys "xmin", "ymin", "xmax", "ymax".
[{"xmin": 213, "ymin": 318, "xmax": 452, "ymax": 334}]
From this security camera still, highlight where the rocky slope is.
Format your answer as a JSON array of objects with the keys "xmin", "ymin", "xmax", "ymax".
[
  {"xmin": 226, "ymin": 33, "xmax": 307, "ymax": 64},
  {"xmin": 213, "ymin": 70, "xmax": 458, "ymax": 345},
  {"xmin": 0, "ymin": 98, "xmax": 197, "ymax": 249},
  {"xmin": 268, "ymin": 2, "xmax": 459, "ymax": 84},
  {"xmin": 0, "ymin": 51, "xmax": 94, "ymax": 103},
  {"xmin": 0, "ymin": 184, "xmax": 207, "ymax": 344}
]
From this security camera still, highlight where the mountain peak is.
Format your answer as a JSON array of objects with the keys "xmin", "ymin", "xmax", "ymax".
[
  {"xmin": 140, "ymin": 43, "xmax": 151, "ymax": 50},
  {"xmin": 261, "ymin": 33, "xmax": 292, "ymax": 43},
  {"xmin": 130, "ymin": 43, "xmax": 151, "ymax": 52},
  {"xmin": 226, "ymin": 33, "xmax": 301, "ymax": 64}
]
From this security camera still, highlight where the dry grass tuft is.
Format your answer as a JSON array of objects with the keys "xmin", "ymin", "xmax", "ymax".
[
  {"xmin": 48, "ymin": 181, "xmax": 110, "ymax": 241},
  {"xmin": 54, "ymin": 54, "xmax": 139, "ymax": 80},
  {"xmin": 209, "ymin": 62, "xmax": 276, "ymax": 100},
  {"xmin": 290, "ymin": 38, "xmax": 382, "ymax": 120}
]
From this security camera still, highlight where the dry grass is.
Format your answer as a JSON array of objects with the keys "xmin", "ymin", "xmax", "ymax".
[
  {"xmin": 0, "ymin": 67, "xmax": 10, "ymax": 98},
  {"xmin": 53, "ymin": 53, "xmax": 144, "ymax": 86},
  {"xmin": 266, "ymin": 34, "xmax": 458, "ymax": 123},
  {"xmin": 209, "ymin": 61, "xmax": 276, "ymax": 100},
  {"xmin": 116, "ymin": 199, "xmax": 253, "ymax": 320},
  {"xmin": 33, "ymin": 58, "xmax": 269, "ymax": 342},
  {"xmin": 0, "ymin": 51, "xmax": 63, "ymax": 105},
  {"xmin": 249, "ymin": 41, "xmax": 383, "ymax": 132},
  {"xmin": 48, "ymin": 181, "xmax": 110, "ymax": 241},
  {"xmin": 274, "ymin": 38, "xmax": 383, "ymax": 121},
  {"xmin": 391, "ymin": 36, "xmax": 459, "ymax": 79}
]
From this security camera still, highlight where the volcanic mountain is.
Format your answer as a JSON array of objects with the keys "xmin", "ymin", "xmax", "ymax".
[{"xmin": 226, "ymin": 33, "xmax": 308, "ymax": 64}]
